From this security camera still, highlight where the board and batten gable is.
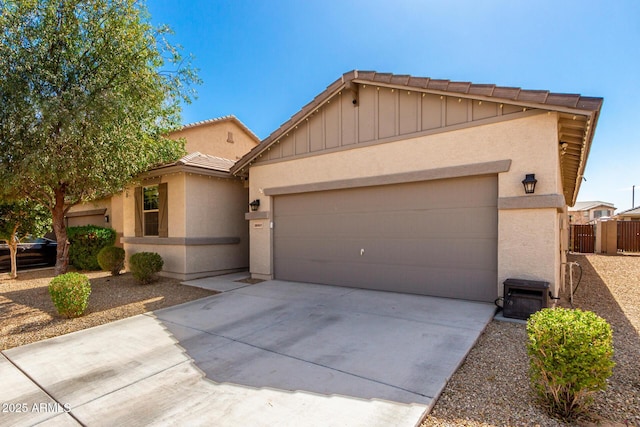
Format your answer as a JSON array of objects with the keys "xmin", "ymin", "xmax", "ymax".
[{"xmin": 253, "ymin": 87, "xmax": 527, "ymax": 164}]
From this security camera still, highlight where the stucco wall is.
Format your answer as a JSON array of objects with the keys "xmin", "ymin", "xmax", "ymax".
[
  {"xmin": 247, "ymin": 112, "xmax": 565, "ymax": 297},
  {"xmin": 498, "ymin": 208, "xmax": 559, "ymax": 293},
  {"xmin": 171, "ymin": 120, "xmax": 258, "ymax": 161},
  {"xmin": 183, "ymin": 175, "xmax": 249, "ymax": 277},
  {"xmin": 122, "ymin": 172, "xmax": 249, "ymax": 280}
]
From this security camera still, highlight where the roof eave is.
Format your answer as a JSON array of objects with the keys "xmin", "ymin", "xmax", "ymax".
[
  {"xmin": 140, "ymin": 164, "xmax": 234, "ymax": 180},
  {"xmin": 568, "ymin": 107, "xmax": 601, "ymax": 207},
  {"xmin": 231, "ymin": 75, "xmax": 350, "ymax": 175}
]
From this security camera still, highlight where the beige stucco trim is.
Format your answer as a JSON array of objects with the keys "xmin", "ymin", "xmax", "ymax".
[
  {"xmin": 245, "ymin": 211, "xmax": 270, "ymax": 220},
  {"xmin": 264, "ymin": 160, "xmax": 511, "ymax": 196},
  {"xmin": 121, "ymin": 237, "xmax": 241, "ymax": 246},
  {"xmin": 498, "ymin": 194, "xmax": 566, "ymax": 211}
]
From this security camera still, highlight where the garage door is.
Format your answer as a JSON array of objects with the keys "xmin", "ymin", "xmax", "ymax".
[{"xmin": 273, "ymin": 175, "xmax": 498, "ymax": 302}]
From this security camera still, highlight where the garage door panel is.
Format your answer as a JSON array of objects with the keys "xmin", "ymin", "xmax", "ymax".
[
  {"xmin": 276, "ymin": 175, "xmax": 497, "ymax": 216},
  {"xmin": 276, "ymin": 258, "xmax": 496, "ymax": 302},
  {"xmin": 276, "ymin": 206, "xmax": 497, "ymax": 240},
  {"xmin": 275, "ymin": 237, "xmax": 496, "ymax": 270},
  {"xmin": 274, "ymin": 175, "xmax": 498, "ymax": 302}
]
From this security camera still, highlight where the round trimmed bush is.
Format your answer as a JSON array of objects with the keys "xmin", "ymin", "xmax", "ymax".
[
  {"xmin": 527, "ymin": 308, "xmax": 615, "ymax": 419},
  {"xmin": 97, "ymin": 246, "xmax": 125, "ymax": 276},
  {"xmin": 49, "ymin": 272, "xmax": 91, "ymax": 318},
  {"xmin": 129, "ymin": 252, "xmax": 163, "ymax": 284}
]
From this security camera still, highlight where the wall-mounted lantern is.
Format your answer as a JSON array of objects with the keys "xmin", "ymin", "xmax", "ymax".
[
  {"xmin": 104, "ymin": 215, "xmax": 110, "ymax": 223},
  {"xmin": 249, "ymin": 199, "xmax": 261, "ymax": 212},
  {"xmin": 522, "ymin": 174, "xmax": 537, "ymax": 194}
]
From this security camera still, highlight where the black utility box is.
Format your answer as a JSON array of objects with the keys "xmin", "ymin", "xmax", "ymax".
[{"xmin": 503, "ymin": 278, "xmax": 550, "ymax": 320}]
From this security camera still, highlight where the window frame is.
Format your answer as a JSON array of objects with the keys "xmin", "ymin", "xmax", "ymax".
[
  {"xmin": 143, "ymin": 185, "xmax": 160, "ymax": 236},
  {"xmin": 134, "ymin": 183, "xmax": 168, "ymax": 238}
]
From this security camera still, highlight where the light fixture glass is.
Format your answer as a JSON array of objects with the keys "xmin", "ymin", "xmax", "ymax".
[{"xmin": 522, "ymin": 174, "xmax": 537, "ymax": 194}]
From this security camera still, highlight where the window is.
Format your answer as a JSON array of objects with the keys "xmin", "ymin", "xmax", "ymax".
[
  {"xmin": 143, "ymin": 186, "xmax": 159, "ymax": 236},
  {"xmin": 134, "ymin": 183, "xmax": 168, "ymax": 238},
  {"xmin": 594, "ymin": 209, "xmax": 610, "ymax": 219}
]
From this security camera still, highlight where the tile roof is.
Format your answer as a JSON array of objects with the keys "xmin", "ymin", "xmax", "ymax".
[
  {"xmin": 349, "ymin": 70, "xmax": 602, "ymax": 110},
  {"xmin": 177, "ymin": 152, "xmax": 236, "ymax": 172}
]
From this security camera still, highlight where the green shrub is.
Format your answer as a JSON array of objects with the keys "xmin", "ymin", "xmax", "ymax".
[
  {"xmin": 129, "ymin": 252, "xmax": 163, "ymax": 284},
  {"xmin": 97, "ymin": 246, "xmax": 125, "ymax": 276},
  {"xmin": 527, "ymin": 308, "xmax": 615, "ymax": 419},
  {"xmin": 49, "ymin": 272, "xmax": 91, "ymax": 318},
  {"xmin": 67, "ymin": 225, "xmax": 116, "ymax": 271}
]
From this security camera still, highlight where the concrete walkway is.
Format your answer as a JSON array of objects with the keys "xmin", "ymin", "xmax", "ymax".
[{"xmin": 1, "ymin": 274, "xmax": 496, "ymax": 426}]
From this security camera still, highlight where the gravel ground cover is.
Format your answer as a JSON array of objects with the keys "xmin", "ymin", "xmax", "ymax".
[
  {"xmin": 0, "ymin": 268, "xmax": 216, "ymax": 351},
  {"xmin": 422, "ymin": 253, "xmax": 640, "ymax": 427}
]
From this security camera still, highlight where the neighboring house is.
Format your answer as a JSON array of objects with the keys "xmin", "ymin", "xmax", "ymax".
[
  {"xmin": 568, "ymin": 201, "xmax": 616, "ymax": 224},
  {"xmin": 615, "ymin": 206, "xmax": 640, "ymax": 221},
  {"xmin": 67, "ymin": 115, "xmax": 259, "ymax": 280},
  {"xmin": 232, "ymin": 70, "xmax": 602, "ymax": 303}
]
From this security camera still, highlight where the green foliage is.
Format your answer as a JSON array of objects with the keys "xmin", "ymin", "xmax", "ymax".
[
  {"xmin": 97, "ymin": 246, "xmax": 125, "ymax": 276},
  {"xmin": 0, "ymin": 0, "xmax": 199, "ymax": 273},
  {"xmin": 48, "ymin": 272, "xmax": 91, "ymax": 318},
  {"xmin": 0, "ymin": 199, "xmax": 51, "ymax": 243},
  {"xmin": 129, "ymin": 252, "xmax": 164, "ymax": 284},
  {"xmin": 67, "ymin": 226, "xmax": 116, "ymax": 271},
  {"xmin": 527, "ymin": 308, "xmax": 615, "ymax": 419},
  {"xmin": 0, "ymin": 198, "xmax": 52, "ymax": 277}
]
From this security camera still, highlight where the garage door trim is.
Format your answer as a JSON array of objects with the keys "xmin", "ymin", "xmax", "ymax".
[{"xmin": 264, "ymin": 159, "xmax": 511, "ymax": 196}]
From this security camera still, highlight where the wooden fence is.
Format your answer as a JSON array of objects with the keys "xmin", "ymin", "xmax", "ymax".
[
  {"xmin": 570, "ymin": 224, "xmax": 595, "ymax": 253},
  {"xmin": 618, "ymin": 221, "xmax": 640, "ymax": 252}
]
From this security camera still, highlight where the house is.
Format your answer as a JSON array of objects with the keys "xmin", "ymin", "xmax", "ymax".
[
  {"xmin": 568, "ymin": 201, "xmax": 616, "ymax": 224},
  {"xmin": 615, "ymin": 206, "xmax": 640, "ymax": 221},
  {"xmin": 67, "ymin": 115, "xmax": 259, "ymax": 280},
  {"xmin": 231, "ymin": 70, "xmax": 602, "ymax": 303}
]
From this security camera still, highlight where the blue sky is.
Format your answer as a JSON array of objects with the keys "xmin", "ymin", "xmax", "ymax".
[{"xmin": 147, "ymin": 0, "xmax": 640, "ymax": 211}]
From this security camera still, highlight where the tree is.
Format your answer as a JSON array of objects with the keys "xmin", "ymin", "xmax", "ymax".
[
  {"xmin": 0, "ymin": 199, "xmax": 52, "ymax": 279},
  {"xmin": 0, "ymin": 0, "xmax": 199, "ymax": 275}
]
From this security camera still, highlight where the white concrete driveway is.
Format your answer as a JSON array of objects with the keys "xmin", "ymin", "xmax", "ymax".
[{"xmin": 1, "ymin": 277, "xmax": 495, "ymax": 426}]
